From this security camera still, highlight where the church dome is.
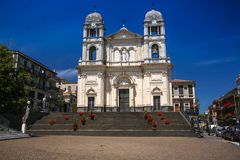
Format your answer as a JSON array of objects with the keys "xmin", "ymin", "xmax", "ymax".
[
  {"xmin": 144, "ymin": 9, "xmax": 163, "ymax": 22},
  {"xmin": 85, "ymin": 11, "xmax": 103, "ymax": 24}
]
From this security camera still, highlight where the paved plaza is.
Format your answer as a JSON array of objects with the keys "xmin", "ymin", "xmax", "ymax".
[{"xmin": 0, "ymin": 136, "xmax": 239, "ymax": 160}]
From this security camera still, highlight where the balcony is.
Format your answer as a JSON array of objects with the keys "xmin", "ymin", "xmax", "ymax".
[
  {"xmin": 144, "ymin": 57, "xmax": 171, "ymax": 64},
  {"xmin": 106, "ymin": 61, "xmax": 143, "ymax": 67},
  {"xmin": 78, "ymin": 60, "xmax": 104, "ymax": 66}
]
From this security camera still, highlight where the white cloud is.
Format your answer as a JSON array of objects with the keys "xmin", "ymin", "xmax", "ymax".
[
  {"xmin": 57, "ymin": 68, "xmax": 77, "ymax": 81},
  {"xmin": 195, "ymin": 57, "xmax": 237, "ymax": 66}
]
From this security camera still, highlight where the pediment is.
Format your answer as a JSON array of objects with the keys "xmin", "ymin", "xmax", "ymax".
[{"xmin": 106, "ymin": 28, "xmax": 142, "ymax": 40}]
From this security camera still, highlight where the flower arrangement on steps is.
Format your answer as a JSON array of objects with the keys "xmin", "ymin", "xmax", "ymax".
[{"xmin": 48, "ymin": 119, "xmax": 56, "ymax": 126}]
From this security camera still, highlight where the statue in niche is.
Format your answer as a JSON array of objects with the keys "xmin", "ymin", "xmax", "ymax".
[{"xmin": 121, "ymin": 48, "xmax": 129, "ymax": 61}]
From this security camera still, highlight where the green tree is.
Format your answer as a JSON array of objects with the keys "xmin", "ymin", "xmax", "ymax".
[{"xmin": 0, "ymin": 45, "xmax": 30, "ymax": 114}]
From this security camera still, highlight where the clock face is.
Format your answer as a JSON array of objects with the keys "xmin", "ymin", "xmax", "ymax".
[
  {"xmin": 152, "ymin": 19, "xmax": 157, "ymax": 25},
  {"xmin": 91, "ymin": 23, "xmax": 96, "ymax": 27},
  {"xmin": 121, "ymin": 34, "xmax": 126, "ymax": 38}
]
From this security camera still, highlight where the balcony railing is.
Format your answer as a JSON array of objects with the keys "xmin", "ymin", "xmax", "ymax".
[
  {"xmin": 79, "ymin": 60, "xmax": 104, "ymax": 65},
  {"xmin": 144, "ymin": 57, "xmax": 171, "ymax": 64},
  {"xmin": 78, "ymin": 57, "xmax": 171, "ymax": 66}
]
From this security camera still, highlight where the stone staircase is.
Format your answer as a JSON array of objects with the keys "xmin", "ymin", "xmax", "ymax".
[{"xmin": 27, "ymin": 112, "xmax": 196, "ymax": 137}]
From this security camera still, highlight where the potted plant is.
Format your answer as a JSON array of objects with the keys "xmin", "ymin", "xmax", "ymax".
[
  {"xmin": 164, "ymin": 120, "xmax": 172, "ymax": 125},
  {"xmin": 147, "ymin": 116, "xmax": 153, "ymax": 124},
  {"xmin": 160, "ymin": 116, "xmax": 166, "ymax": 120},
  {"xmin": 89, "ymin": 113, "xmax": 96, "ymax": 120},
  {"xmin": 48, "ymin": 119, "xmax": 56, "ymax": 126},
  {"xmin": 152, "ymin": 121, "xmax": 157, "ymax": 130},
  {"xmin": 157, "ymin": 112, "xmax": 164, "ymax": 116},
  {"xmin": 64, "ymin": 115, "xmax": 70, "ymax": 121},
  {"xmin": 80, "ymin": 116, "xmax": 86, "ymax": 125},
  {"xmin": 144, "ymin": 112, "xmax": 149, "ymax": 120},
  {"xmin": 73, "ymin": 121, "xmax": 79, "ymax": 131},
  {"xmin": 79, "ymin": 112, "xmax": 85, "ymax": 117}
]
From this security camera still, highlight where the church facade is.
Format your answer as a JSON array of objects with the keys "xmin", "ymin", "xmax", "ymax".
[{"xmin": 77, "ymin": 9, "xmax": 174, "ymax": 112}]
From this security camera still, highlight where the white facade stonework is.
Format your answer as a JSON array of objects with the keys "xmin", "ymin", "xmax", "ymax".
[{"xmin": 77, "ymin": 9, "xmax": 173, "ymax": 112}]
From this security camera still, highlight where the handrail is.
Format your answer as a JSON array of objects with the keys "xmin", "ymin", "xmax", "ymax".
[{"xmin": 179, "ymin": 110, "xmax": 191, "ymax": 127}]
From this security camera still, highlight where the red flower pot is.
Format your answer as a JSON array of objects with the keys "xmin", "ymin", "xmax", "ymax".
[
  {"xmin": 144, "ymin": 113, "xmax": 149, "ymax": 120},
  {"xmin": 152, "ymin": 121, "xmax": 157, "ymax": 130},
  {"xmin": 157, "ymin": 112, "xmax": 164, "ymax": 116},
  {"xmin": 147, "ymin": 117, "xmax": 153, "ymax": 124},
  {"xmin": 164, "ymin": 120, "xmax": 172, "ymax": 125},
  {"xmin": 64, "ymin": 115, "xmax": 70, "ymax": 121},
  {"xmin": 48, "ymin": 119, "xmax": 56, "ymax": 126},
  {"xmin": 79, "ymin": 112, "xmax": 85, "ymax": 116},
  {"xmin": 73, "ymin": 122, "xmax": 79, "ymax": 131},
  {"xmin": 89, "ymin": 114, "xmax": 96, "ymax": 120},
  {"xmin": 160, "ymin": 117, "xmax": 165, "ymax": 120},
  {"xmin": 80, "ymin": 117, "xmax": 86, "ymax": 125}
]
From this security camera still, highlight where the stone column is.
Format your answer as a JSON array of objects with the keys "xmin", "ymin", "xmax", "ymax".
[{"xmin": 161, "ymin": 25, "xmax": 165, "ymax": 36}]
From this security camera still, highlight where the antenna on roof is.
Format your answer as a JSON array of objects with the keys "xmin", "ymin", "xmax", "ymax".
[
  {"xmin": 152, "ymin": 2, "xmax": 155, "ymax": 9},
  {"xmin": 94, "ymin": 4, "xmax": 97, "ymax": 12},
  {"xmin": 122, "ymin": 19, "xmax": 126, "ymax": 27}
]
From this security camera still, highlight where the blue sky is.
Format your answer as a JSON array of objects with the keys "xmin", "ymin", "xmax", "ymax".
[{"xmin": 1, "ymin": 0, "xmax": 240, "ymax": 113}]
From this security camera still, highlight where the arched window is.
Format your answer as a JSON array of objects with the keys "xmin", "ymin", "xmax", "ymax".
[
  {"xmin": 89, "ymin": 29, "xmax": 97, "ymax": 38},
  {"xmin": 151, "ymin": 44, "xmax": 159, "ymax": 59},
  {"xmin": 89, "ymin": 46, "xmax": 96, "ymax": 61}
]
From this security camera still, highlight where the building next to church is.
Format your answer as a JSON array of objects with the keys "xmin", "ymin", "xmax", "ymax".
[
  {"xmin": 207, "ymin": 74, "xmax": 240, "ymax": 126},
  {"xmin": 57, "ymin": 78, "xmax": 77, "ymax": 112},
  {"xmin": 171, "ymin": 79, "xmax": 198, "ymax": 115},
  {"xmin": 11, "ymin": 50, "xmax": 59, "ymax": 111},
  {"xmin": 77, "ymin": 8, "xmax": 198, "ymax": 113}
]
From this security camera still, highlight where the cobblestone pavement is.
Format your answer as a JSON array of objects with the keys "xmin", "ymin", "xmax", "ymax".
[{"xmin": 0, "ymin": 136, "xmax": 239, "ymax": 160}]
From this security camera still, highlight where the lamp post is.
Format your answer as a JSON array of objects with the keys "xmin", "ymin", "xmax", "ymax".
[
  {"xmin": 21, "ymin": 101, "xmax": 31, "ymax": 134},
  {"xmin": 43, "ymin": 97, "xmax": 47, "ymax": 112}
]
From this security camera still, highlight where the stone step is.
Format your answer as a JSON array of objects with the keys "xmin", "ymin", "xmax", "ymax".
[
  {"xmin": 27, "ymin": 130, "xmax": 196, "ymax": 137},
  {"xmin": 28, "ymin": 112, "xmax": 194, "ymax": 137}
]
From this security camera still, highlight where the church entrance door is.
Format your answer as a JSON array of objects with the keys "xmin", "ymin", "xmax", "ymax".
[
  {"xmin": 153, "ymin": 96, "xmax": 160, "ymax": 111},
  {"xmin": 119, "ymin": 89, "xmax": 129, "ymax": 112},
  {"xmin": 88, "ymin": 97, "xmax": 94, "ymax": 111}
]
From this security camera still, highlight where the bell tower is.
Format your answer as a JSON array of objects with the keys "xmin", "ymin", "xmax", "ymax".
[
  {"xmin": 143, "ymin": 9, "xmax": 167, "ymax": 60},
  {"xmin": 81, "ymin": 10, "xmax": 105, "ymax": 65}
]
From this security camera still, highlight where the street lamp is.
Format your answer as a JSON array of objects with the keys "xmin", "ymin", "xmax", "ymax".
[
  {"xmin": 42, "ymin": 97, "xmax": 47, "ymax": 112},
  {"xmin": 21, "ymin": 100, "xmax": 31, "ymax": 134}
]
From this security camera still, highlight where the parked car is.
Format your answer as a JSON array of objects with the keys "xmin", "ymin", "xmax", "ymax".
[
  {"xmin": 233, "ymin": 125, "xmax": 240, "ymax": 142},
  {"xmin": 222, "ymin": 126, "xmax": 240, "ymax": 142}
]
